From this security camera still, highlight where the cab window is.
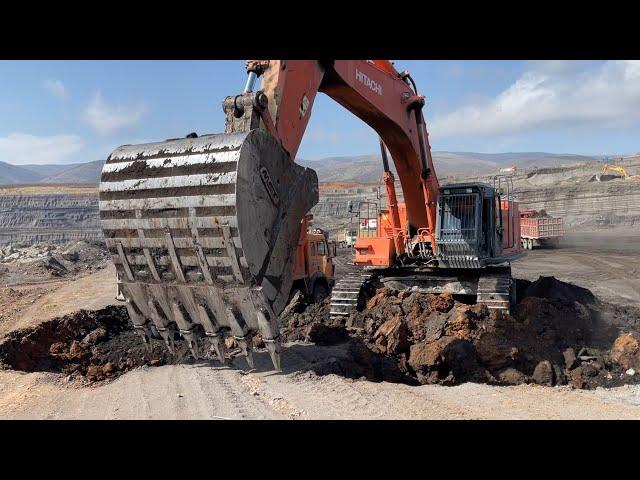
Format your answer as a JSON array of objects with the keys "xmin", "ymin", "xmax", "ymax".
[
  {"xmin": 317, "ymin": 241, "xmax": 326, "ymax": 256},
  {"xmin": 310, "ymin": 242, "xmax": 316, "ymax": 256}
]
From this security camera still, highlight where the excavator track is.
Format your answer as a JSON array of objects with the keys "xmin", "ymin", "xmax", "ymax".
[
  {"xmin": 99, "ymin": 129, "xmax": 318, "ymax": 370},
  {"xmin": 329, "ymin": 272, "xmax": 373, "ymax": 322},
  {"xmin": 476, "ymin": 266, "xmax": 514, "ymax": 314},
  {"xmin": 329, "ymin": 265, "xmax": 515, "ymax": 321},
  {"xmin": 380, "ymin": 265, "xmax": 515, "ymax": 315}
]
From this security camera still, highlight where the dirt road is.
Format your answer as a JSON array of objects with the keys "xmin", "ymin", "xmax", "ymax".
[
  {"xmin": 513, "ymin": 230, "xmax": 640, "ymax": 306},
  {"xmin": 1, "ymin": 229, "xmax": 639, "ymax": 420},
  {"xmin": 2, "ymin": 346, "xmax": 639, "ymax": 419},
  {"xmin": 0, "ymin": 264, "xmax": 117, "ymax": 339}
]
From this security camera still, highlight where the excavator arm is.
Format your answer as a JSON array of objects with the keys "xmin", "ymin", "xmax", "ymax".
[
  {"xmin": 99, "ymin": 60, "xmax": 440, "ymax": 370},
  {"xmin": 254, "ymin": 60, "xmax": 440, "ymax": 249}
]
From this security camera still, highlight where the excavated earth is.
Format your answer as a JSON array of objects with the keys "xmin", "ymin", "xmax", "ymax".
[
  {"xmin": 0, "ymin": 240, "xmax": 109, "ymax": 285},
  {"xmin": 278, "ymin": 276, "xmax": 640, "ymax": 390},
  {"xmin": 0, "ymin": 306, "xmax": 180, "ymax": 384},
  {"xmin": 2, "ymin": 276, "xmax": 640, "ymax": 390}
]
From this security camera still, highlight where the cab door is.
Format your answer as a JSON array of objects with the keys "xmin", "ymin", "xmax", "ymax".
[{"xmin": 315, "ymin": 239, "xmax": 332, "ymax": 278}]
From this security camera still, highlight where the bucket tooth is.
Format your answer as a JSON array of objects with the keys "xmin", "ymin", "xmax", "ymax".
[
  {"xmin": 158, "ymin": 328, "xmax": 176, "ymax": 354},
  {"xmin": 235, "ymin": 335, "xmax": 255, "ymax": 370},
  {"xmin": 207, "ymin": 333, "xmax": 227, "ymax": 364},
  {"xmin": 181, "ymin": 330, "xmax": 200, "ymax": 359},
  {"xmin": 264, "ymin": 337, "xmax": 282, "ymax": 371},
  {"xmin": 134, "ymin": 324, "xmax": 155, "ymax": 353}
]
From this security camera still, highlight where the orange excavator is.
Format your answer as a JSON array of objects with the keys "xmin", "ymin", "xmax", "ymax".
[{"xmin": 99, "ymin": 60, "xmax": 523, "ymax": 371}]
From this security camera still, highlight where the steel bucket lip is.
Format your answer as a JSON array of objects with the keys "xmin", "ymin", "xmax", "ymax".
[{"xmin": 104, "ymin": 131, "xmax": 250, "ymax": 162}]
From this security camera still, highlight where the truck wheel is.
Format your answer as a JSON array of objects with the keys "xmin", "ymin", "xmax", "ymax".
[{"xmin": 312, "ymin": 283, "xmax": 328, "ymax": 303}]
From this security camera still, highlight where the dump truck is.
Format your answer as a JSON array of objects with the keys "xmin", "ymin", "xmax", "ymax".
[
  {"xmin": 290, "ymin": 215, "xmax": 335, "ymax": 303},
  {"xmin": 337, "ymin": 228, "xmax": 358, "ymax": 248},
  {"xmin": 520, "ymin": 210, "xmax": 564, "ymax": 249},
  {"xmin": 99, "ymin": 59, "xmax": 523, "ymax": 370}
]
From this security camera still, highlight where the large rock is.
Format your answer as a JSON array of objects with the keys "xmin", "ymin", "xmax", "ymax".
[
  {"xmin": 82, "ymin": 327, "xmax": 107, "ymax": 346},
  {"xmin": 474, "ymin": 335, "xmax": 518, "ymax": 371},
  {"xmin": 532, "ymin": 360, "xmax": 554, "ymax": 386},
  {"xmin": 494, "ymin": 367, "xmax": 528, "ymax": 385},
  {"xmin": 366, "ymin": 287, "xmax": 394, "ymax": 310},
  {"xmin": 402, "ymin": 291, "xmax": 454, "ymax": 317},
  {"xmin": 563, "ymin": 348, "xmax": 578, "ymax": 370},
  {"xmin": 408, "ymin": 336, "xmax": 480, "ymax": 384},
  {"xmin": 373, "ymin": 316, "xmax": 409, "ymax": 355},
  {"xmin": 407, "ymin": 311, "xmax": 446, "ymax": 343},
  {"xmin": 552, "ymin": 364, "xmax": 567, "ymax": 385},
  {"xmin": 610, "ymin": 333, "xmax": 640, "ymax": 370},
  {"xmin": 444, "ymin": 305, "xmax": 483, "ymax": 339}
]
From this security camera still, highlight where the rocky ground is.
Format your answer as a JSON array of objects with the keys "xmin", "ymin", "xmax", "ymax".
[
  {"xmin": 2, "ymin": 272, "xmax": 639, "ymax": 393},
  {"xmin": 0, "ymin": 240, "xmax": 108, "ymax": 285},
  {"xmin": 278, "ymin": 276, "xmax": 640, "ymax": 390}
]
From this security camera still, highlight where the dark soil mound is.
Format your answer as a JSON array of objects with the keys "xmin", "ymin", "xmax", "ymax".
[
  {"xmin": 523, "ymin": 276, "xmax": 596, "ymax": 305},
  {"xmin": 4, "ymin": 276, "xmax": 640, "ymax": 390},
  {"xmin": 0, "ymin": 306, "xmax": 184, "ymax": 383},
  {"xmin": 279, "ymin": 276, "xmax": 640, "ymax": 389}
]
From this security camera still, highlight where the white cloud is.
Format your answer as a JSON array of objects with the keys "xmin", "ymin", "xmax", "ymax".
[
  {"xmin": 429, "ymin": 61, "xmax": 640, "ymax": 139},
  {"xmin": 0, "ymin": 133, "xmax": 84, "ymax": 165},
  {"xmin": 84, "ymin": 91, "xmax": 147, "ymax": 136},
  {"xmin": 43, "ymin": 79, "xmax": 67, "ymax": 98}
]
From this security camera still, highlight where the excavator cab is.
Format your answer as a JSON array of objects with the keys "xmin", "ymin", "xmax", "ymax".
[
  {"xmin": 436, "ymin": 183, "xmax": 514, "ymax": 268},
  {"xmin": 435, "ymin": 178, "xmax": 521, "ymax": 269}
]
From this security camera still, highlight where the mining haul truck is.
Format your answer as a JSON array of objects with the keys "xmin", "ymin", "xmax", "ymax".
[
  {"xmin": 337, "ymin": 228, "xmax": 358, "ymax": 248},
  {"xmin": 520, "ymin": 210, "xmax": 564, "ymax": 250}
]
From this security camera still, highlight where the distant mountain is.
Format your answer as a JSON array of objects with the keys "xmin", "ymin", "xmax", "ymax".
[
  {"xmin": 1, "ymin": 151, "xmax": 599, "ymax": 186},
  {"xmin": 0, "ymin": 161, "xmax": 43, "ymax": 184},
  {"xmin": 40, "ymin": 160, "xmax": 104, "ymax": 184},
  {"xmin": 299, "ymin": 151, "xmax": 598, "ymax": 182},
  {"xmin": 19, "ymin": 163, "xmax": 80, "ymax": 177},
  {"xmin": 0, "ymin": 160, "xmax": 104, "ymax": 185}
]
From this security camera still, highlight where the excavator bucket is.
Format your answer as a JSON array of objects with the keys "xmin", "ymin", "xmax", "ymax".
[{"xmin": 99, "ymin": 129, "xmax": 318, "ymax": 370}]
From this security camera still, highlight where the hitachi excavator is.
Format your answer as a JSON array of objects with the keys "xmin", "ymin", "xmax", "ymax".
[{"xmin": 99, "ymin": 60, "xmax": 523, "ymax": 371}]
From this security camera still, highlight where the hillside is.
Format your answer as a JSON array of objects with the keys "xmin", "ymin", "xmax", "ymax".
[
  {"xmin": 299, "ymin": 151, "xmax": 598, "ymax": 182},
  {"xmin": 0, "ymin": 160, "xmax": 104, "ymax": 185},
  {"xmin": 1, "ymin": 152, "xmax": 598, "ymax": 185},
  {"xmin": 0, "ymin": 161, "xmax": 44, "ymax": 184},
  {"xmin": 40, "ymin": 160, "xmax": 104, "ymax": 184}
]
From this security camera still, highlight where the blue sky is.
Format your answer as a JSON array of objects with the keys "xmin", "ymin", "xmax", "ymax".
[{"xmin": 0, "ymin": 60, "xmax": 639, "ymax": 164}]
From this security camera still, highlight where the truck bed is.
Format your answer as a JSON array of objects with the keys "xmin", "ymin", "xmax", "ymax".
[{"xmin": 520, "ymin": 217, "xmax": 564, "ymax": 239}]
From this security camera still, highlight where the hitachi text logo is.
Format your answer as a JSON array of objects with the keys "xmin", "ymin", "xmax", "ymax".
[{"xmin": 356, "ymin": 68, "xmax": 382, "ymax": 95}]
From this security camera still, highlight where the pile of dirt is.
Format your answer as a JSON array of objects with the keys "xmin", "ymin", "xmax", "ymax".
[
  {"xmin": 0, "ymin": 306, "xmax": 181, "ymax": 383},
  {"xmin": 4, "ymin": 275, "xmax": 639, "ymax": 390},
  {"xmin": 0, "ymin": 240, "xmax": 109, "ymax": 283},
  {"xmin": 279, "ymin": 276, "xmax": 640, "ymax": 389}
]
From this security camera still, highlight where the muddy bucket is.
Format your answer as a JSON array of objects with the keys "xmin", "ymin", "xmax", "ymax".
[{"xmin": 99, "ymin": 129, "xmax": 318, "ymax": 368}]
